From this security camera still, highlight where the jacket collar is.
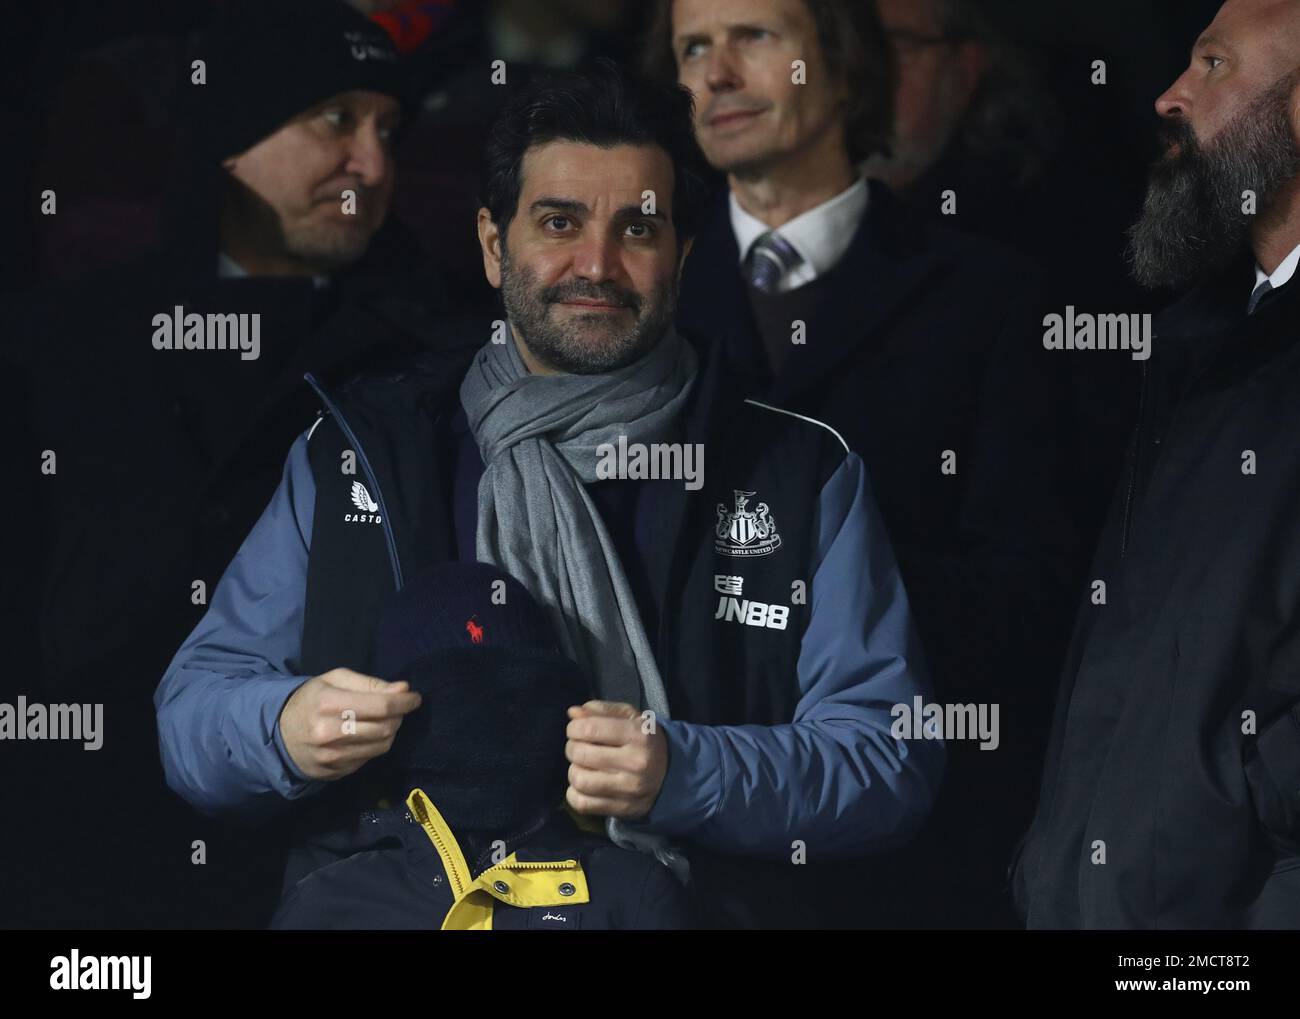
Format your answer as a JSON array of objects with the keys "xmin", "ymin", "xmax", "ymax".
[
  {"xmin": 1149, "ymin": 250, "xmax": 1300, "ymax": 400},
  {"xmin": 1151, "ymin": 251, "xmax": 1258, "ymax": 343}
]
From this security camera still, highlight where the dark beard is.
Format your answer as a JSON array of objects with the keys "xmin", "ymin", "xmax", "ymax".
[
  {"xmin": 499, "ymin": 248, "xmax": 678, "ymax": 375},
  {"xmin": 1127, "ymin": 71, "xmax": 1300, "ymax": 291}
]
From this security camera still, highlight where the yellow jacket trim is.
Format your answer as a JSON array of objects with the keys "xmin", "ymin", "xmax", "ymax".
[{"xmin": 405, "ymin": 789, "xmax": 591, "ymax": 931}]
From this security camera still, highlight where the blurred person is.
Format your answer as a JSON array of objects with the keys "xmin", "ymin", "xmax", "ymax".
[
  {"xmin": 864, "ymin": 0, "xmax": 1145, "ymax": 562},
  {"xmin": 4, "ymin": 0, "xmax": 447, "ymax": 927},
  {"xmin": 155, "ymin": 61, "xmax": 943, "ymax": 929},
  {"xmin": 19, "ymin": 0, "xmax": 438, "ymax": 705},
  {"xmin": 646, "ymin": 0, "xmax": 1079, "ymax": 926},
  {"xmin": 1014, "ymin": 0, "xmax": 1300, "ymax": 928},
  {"xmin": 864, "ymin": 0, "xmax": 1056, "ymax": 212}
]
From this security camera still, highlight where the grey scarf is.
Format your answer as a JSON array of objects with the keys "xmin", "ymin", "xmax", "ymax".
[
  {"xmin": 460, "ymin": 325, "xmax": 696, "ymax": 712},
  {"xmin": 459, "ymin": 326, "xmax": 697, "ymax": 880}
]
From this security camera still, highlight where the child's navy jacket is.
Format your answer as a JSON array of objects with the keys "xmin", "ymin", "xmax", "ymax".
[{"xmin": 271, "ymin": 788, "xmax": 696, "ymax": 930}]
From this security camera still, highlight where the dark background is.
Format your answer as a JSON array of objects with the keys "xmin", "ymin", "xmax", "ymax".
[{"xmin": 0, "ymin": 0, "xmax": 1225, "ymax": 293}]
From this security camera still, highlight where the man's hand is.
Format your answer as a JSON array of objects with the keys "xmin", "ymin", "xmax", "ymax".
[
  {"xmin": 565, "ymin": 700, "xmax": 668, "ymax": 819},
  {"xmin": 279, "ymin": 668, "xmax": 422, "ymax": 781}
]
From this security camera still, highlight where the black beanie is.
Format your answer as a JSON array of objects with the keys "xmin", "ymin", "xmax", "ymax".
[
  {"xmin": 375, "ymin": 562, "xmax": 558, "ymax": 678},
  {"xmin": 186, "ymin": 0, "xmax": 410, "ymax": 161},
  {"xmin": 377, "ymin": 563, "xmax": 590, "ymax": 835}
]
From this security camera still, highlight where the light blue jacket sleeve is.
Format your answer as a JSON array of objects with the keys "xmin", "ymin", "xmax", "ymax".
[
  {"xmin": 154, "ymin": 431, "xmax": 328, "ymax": 817},
  {"xmin": 638, "ymin": 452, "xmax": 945, "ymax": 861}
]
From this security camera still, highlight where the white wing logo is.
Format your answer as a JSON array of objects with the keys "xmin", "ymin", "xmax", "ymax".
[{"xmin": 350, "ymin": 482, "xmax": 379, "ymax": 513}]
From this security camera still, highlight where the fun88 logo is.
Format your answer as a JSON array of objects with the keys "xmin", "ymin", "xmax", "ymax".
[{"xmin": 713, "ymin": 575, "xmax": 789, "ymax": 630}]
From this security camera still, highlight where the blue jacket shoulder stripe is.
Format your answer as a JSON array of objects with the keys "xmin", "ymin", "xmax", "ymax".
[{"xmin": 741, "ymin": 398, "xmax": 851, "ymax": 455}]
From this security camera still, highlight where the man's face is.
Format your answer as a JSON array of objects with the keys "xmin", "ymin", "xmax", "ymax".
[
  {"xmin": 477, "ymin": 141, "xmax": 689, "ymax": 375},
  {"xmin": 871, "ymin": 0, "xmax": 985, "ymax": 184},
  {"xmin": 1130, "ymin": 0, "xmax": 1300, "ymax": 288},
  {"xmin": 671, "ymin": 0, "xmax": 846, "ymax": 174},
  {"xmin": 223, "ymin": 90, "xmax": 400, "ymax": 272}
]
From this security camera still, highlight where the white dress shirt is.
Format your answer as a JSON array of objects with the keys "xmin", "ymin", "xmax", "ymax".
[
  {"xmin": 729, "ymin": 176, "xmax": 869, "ymax": 293},
  {"xmin": 1254, "ymin": 241, "xmax": 1300, "ymax": 294}
]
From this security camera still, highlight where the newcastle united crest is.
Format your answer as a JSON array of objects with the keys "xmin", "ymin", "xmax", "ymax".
[{"xmin": 716, "ymin": 490, "xmax": 782, "ymax": 557}]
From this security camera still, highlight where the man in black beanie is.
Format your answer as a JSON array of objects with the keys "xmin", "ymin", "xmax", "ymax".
[
  {"xmin": 272, "ymin": 563, "xmax": 695, "ymax": 929},
  {"xmin": 194, "ymin": 0, "xmax": 411, "ymax": 278},
  {"xmin": 6, "ymin": 0, "xmax": 453, "ymax": 926}
]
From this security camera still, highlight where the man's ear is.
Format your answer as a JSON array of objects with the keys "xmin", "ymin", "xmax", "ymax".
[{"xmin": 478, "ymin": 207, "xmax": 504, "ymax": 289}]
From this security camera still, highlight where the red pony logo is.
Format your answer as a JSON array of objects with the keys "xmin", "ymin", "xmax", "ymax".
[{"xmin": 466, "ymin": 617, "xmax": 484, "ymax": 644}]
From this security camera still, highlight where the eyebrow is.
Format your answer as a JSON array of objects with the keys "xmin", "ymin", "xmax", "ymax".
[
  {"xmin": 530, "ymin": 197, "xmax": 588, "ymax": 215},
  {"xmin": 674, "ymin": 22, "xmax": 776, "ymax": 47},
  {"xmin": 528, "ymin": 198, "xmax": 666, "ymax": 220},
  {"xmin": 1193, "ymin": 33, "xmax": 1232, "ymax": 53}
]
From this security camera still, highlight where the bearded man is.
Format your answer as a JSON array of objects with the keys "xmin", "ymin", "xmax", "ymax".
[
  {"xmin": 1012, "ymin": 0, "xmax": 1300, "ymax": 929},
  {"xmin": 155, "ymin": 61, "xmax": 942, "ymax": 929}
]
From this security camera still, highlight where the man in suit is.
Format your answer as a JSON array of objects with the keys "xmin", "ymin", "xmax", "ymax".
[{"xmin": 645, "ymin": 0, "xmax": 1079, "ymax": 926}]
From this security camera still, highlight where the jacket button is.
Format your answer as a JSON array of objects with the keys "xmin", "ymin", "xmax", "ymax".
[
  {"xmin": 558, "ymin": 882, "xmax": 576, "ymax": 897},
  {"xmin": 431, "ymin": 874, "xmax": 443, "ymax": 887},
  {"xmin": 493, "ymin": 880, "xmax": 510, "ymax": 894}
]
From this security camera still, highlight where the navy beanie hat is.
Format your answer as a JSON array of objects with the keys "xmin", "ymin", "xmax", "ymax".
[
  {"xmin": 375, "ymin": 562, "xmax": 558, "ymax": 678},
  {"xmin": 376, "ymin": 563, "xmax": 590, "ymax": 834},
  {"xmin": 186, "ymin": 0, "xmax": 410, "ymax": 161}
]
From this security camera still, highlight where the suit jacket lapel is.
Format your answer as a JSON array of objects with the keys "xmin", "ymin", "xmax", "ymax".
[
  {"xmin": 678, "ymin": 181, "xmax": 949, "ymax": 406},
  {"xmin": 678, "ymin": 191, "xmax": 770, "ymax": 391},
  {"xmin": 769, "ymin": 181, "xmax": 946, "ymax": 404}
]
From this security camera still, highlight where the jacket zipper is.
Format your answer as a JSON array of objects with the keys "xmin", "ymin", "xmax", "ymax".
[
  {"xmin": 304, "ymin": 372, "xmax": 404, "ymax": 591},
  {"xmin": 1118, "ymin": 358, "xmax": 1151, "ymax": 558},
  {"xmin": 424, "ymin": 817, "xmax": 468, "ymax": 899},
  {"xmin": 484, "ymin": 861, "xmax": 578, "ymax": 871}
]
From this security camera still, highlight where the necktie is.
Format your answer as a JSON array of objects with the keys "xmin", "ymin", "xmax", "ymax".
[
  {"xmin": 1247, "ymin": 279, "xmax": 1273, "ymax": 315},
  {"xmin": 745, "ymin": 231, "xmax": 803, "ymax": 294}
]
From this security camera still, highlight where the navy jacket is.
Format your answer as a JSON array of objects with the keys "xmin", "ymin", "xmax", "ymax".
[
  {"xmin": 155, "ymin": 334, "xmax": 944, "ymax": 927},
  {"xmin": 1013, "ymin": 257, "xmax": 1300, "ymax": 928},
  {"xmin": 272, "ymin": 789, "xmax": 695, "ymax": 930}
]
